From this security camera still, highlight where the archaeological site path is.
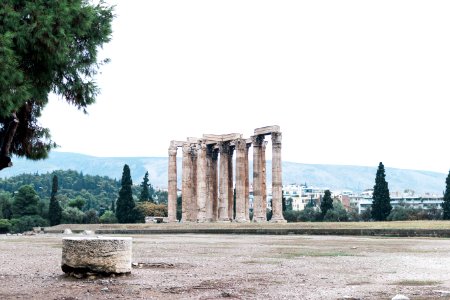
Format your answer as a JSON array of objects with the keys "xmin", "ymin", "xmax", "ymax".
[{"xmin": 1, "ymin": 233, "xmax": 450, "ymax": 299}]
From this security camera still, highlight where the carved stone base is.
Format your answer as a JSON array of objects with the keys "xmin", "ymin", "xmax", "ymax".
[{"xmin": 62, "ymin": 237, "xmax": 132, "ymax": 275}]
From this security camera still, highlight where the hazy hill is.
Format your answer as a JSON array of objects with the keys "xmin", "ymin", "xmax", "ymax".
[{"xmin": 0, "ymin": 152, "xmax": 446, "ymax": 194}]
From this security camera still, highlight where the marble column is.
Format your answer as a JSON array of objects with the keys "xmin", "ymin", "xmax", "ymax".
[
  {"xmin": 196, "ymin": 141, "xmax": 207, "ymax": 222},
  {"xmin": 227, "ymin": 145, "xmax": 235, "ymax": 220},
  {"xmin": 190, "ymin": 145, "xmax": 198, "ymax": 222},
  {"xmin": 244, "ymin": 143, "xmax": 251, "ymax": 221},
  {"xmin": 211, "ymin": 148, "xmax": 219, "ymax": 221},
  {"xmin": 261, "ymin": 140, "xmax": 268, "ymax": 221},
  {"xmin": 167, "ymin": 144, "xmax": 178, "ymax": 222},
  {"xmin": 234, "ymin": 138, "xmax": 246, "ymax": 222},
  {"xmin": 181, "ymin": 143, "xmax": 193, "ymax": 222},
  {"xmin": 270, "ymin": 132, "xmax": 286, "ymax": 222},
  {"xmin": 218, "ymin": 142, "xmax": 230, "ymax": 221},
  {"xmin": 252, "ymin": 135, "xmax": 265, "ymax": 222},
  {"xmin": 205, "ymin": 145, "xmax": 213, "ymax": 222}
]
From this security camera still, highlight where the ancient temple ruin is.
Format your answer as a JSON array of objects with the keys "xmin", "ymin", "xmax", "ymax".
[{"xmin": 167, "ymin": 125, "xmax": 285, "ymax": 223}]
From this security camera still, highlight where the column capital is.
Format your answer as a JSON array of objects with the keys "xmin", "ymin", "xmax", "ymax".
[
  {"xmin": 218, "ymin": 141, "xmax": 230, "ymax": 154},
  {"xmin": 251, "ymin": 135, "xmax": 265, "ymax": 146},
  {"xmin": 261, "ymin": 140, "xmax": 268, "ymax": 150},
  {"xmin": 182, "ymin": 143, "xmax": 191, "ymax": 154},
  {"xmin": 234, "ymin": 138, "xmax": 246, "ymax": 151},
  {"xmin": 168, "ymin": 146, "xmax": 178, "ymax": 156},
  {"xmin": 271, "ymin": 132, "xmax": 282, "ymax": 144},
  {"xmin": 190, "ymin": 144, "xmax": 198, "ymax": 157}
]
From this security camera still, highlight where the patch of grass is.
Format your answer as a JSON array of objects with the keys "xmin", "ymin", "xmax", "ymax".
[
  {"xmin": 393, "ymin": 280, "xmax": 441, "ymax": 286},
  {"xmin": 241, "ymin": 260, "xmax": 281, "ymax": 265},
  {"xmin": 278, "ymin": 251, "xmax": 355, "ymax": 259},
  {"xmin": 347, "ymin": 281, "xmax": 371, "ymax": 286}
]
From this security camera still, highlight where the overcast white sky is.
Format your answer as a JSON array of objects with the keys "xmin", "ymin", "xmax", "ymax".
[{"xmin": 40, "ymin": 0, "xmax": 450, "ymax": 173}]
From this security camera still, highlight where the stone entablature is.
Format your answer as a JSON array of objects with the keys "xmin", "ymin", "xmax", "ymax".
[{"xmin": 167, "ymin": 125, "xmax": 286, "ymax": 223}]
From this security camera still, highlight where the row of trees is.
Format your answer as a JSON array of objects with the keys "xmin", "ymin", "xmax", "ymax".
[
  {"xmin": 370, "ymin": 162, "xmax": 450, "ymax": 221},
  {"xmin": 0, "ymin": 166, "xmax": 167, "ymax": 232},
  {"xmin": 282, "ymin": 162, "xmax": 450, "ymax": 222}
]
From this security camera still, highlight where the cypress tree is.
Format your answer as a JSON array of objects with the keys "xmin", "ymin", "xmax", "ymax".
[
  {"xmin": 115, "ymin": 164, "xmax": 136, "ymax": 223},
  {"xmin": 139, "ymin": 171, "xmax": 151, "ymax": 202},
  {"xmin": 442, "ymin": 170, "xmax": 450, "ymax": 219},
  {"xmin": 320, "ymin": 190, "xmax": 333, "ymax": 217},
  {"xmin": 48, "ymin": 175, "xmax": 62, "ymax": 226},
  {"xmin": 111, "ymin": 199, "xmax": 116, "ymax": 213},
  {"xmin": 371, "ymin": 162, "xmax": 392, "ymax": 221}
]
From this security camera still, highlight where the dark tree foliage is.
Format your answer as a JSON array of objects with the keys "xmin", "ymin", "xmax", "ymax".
[
  {"xmin": 0, "ymin": 170, "xmax": 121, "ymax": 210},
  {"xmin": 12, "ymin": 185, "xmax": 39, "ymax": 217},
  {"xmin": 176, "ymin": 195, "xmax": 182, "ymax": 221},
  {"xmin": 115, "ymin": 165, "xmax": 136, "ymax": 223},
  {"xmin": 0, "ymin": 192, "xmax": 13, "ymax": 219},
  {"xmin": 371, "ymin": 162, "xmax": 392, "ymax": 221},
  {"xmin": 139, "ymin": 171, "xmax": 151, "ymax": 202},
  {"xmin": 110, "ymin": 199, "xmax": 115, "ymax": 213},
  {"xmin": 442, "ymin": 170, "xmax": 450, "ymax": 220},
  {"xmin": 0, "ymin": 0, "xmax": 114, "ymax": 170},
  {"xmin": 320, "ymin": 190, "xmax": 333, "ymax": 217},
  {"xmin": 48, "ymin": 175, "xmax": 62, "ymax": 226}
]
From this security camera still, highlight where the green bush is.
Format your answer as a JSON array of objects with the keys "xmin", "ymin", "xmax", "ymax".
[
  {"xmin": 298, "ymin": 207, "xmax": 321, "ymax": 222},
  {"xmin": 0, "ymin": 219, "xmax": 11, "ymax": 233},
  {"xmin": 99, "ymin": 210, "xmax": 117, "ymax": 224},
  {"xmin": 10, "ymin": 215, "xmax": 48, "ymax": 233},
  {"xmin": 283, "ymin": 210, "xmax": 302, "ymax": 222},
  {"xmin": 83, "ymin": 209, "xmax": 99, "ymax": 224},
  {"xmin": 387, "ymin": 206, "xmax": 410, "ymax": 221},
  {"xmin": 324, "ymin": 207, "xmax": 349, "ymax": 222},
  {"xmin": 61, "ymin": 207, "xmax": 85, "ymax": 224}
]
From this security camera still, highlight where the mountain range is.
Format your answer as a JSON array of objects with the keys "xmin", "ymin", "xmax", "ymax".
[{"xmin": 0, "ymin": 152, "xmax": 446, "ymax": 194}]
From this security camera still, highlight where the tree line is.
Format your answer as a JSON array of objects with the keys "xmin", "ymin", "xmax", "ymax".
[
  {"xmin": 282, "ymin": 162, "xmax": 450, "ymax": 222},
  {"xmin": 0, "ymin": 166, "xmax": 167, "ymax": 233}
]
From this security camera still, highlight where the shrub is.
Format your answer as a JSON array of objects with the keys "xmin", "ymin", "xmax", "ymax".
[
  {"xmin": 387, "ymin": 206, "xmax": 410, "ymax": 221},
  {"xmin": 83, "ymin": 209, "xmax": 99, "ymax": 224},
  {"xmin": 283, "ymin": 210, "xmax": 302, "ymax": 222},
  {"xmin": 360, "ymin": 208, "xmax": 372, "ymax": 221},
  {"xmin": 10, "ymin": 215, "xmax": 48, "ymax": 233},
  {"xmin": 99, "ymin": 210, "xmax": 117, "ymax": 224},
  {"xmin": 136, "ymin": 202, "xmax": 167, "ymax": 218},
  {"xmin": 61, "ymin": 207, "xmax": 85, "ymax": 224},
  {"xmin": 324, "ymin": 207, "xmax": 349, "ymax": 222},
  {"xmin": 0, "ymin": 219, "xmax": 11, "ymax": 233},
  {"xmin": 298, "ymin": 207, "xmax": 321, "ymax": 222}
]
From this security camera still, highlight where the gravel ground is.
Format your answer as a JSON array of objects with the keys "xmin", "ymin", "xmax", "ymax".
[{"xmin": 1, "ymin": 233, "xmax": 450, "ymax": 299}]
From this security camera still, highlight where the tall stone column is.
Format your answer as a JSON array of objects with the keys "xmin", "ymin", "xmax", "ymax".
[
  {"xmin": 168, "ymin": 143, "xmax": 178, "ymax": 222},
  {"xmin": 252, "ymin": 135, "xmax": 265, "ymax": 222},
  {"xmin": 181, "ymin": 143, "xmax": 193, "ymax": 222},
  {"xmin": 211, "ymin": 148, "xmax": 219, "ymax": 221},
  {"xmin": 190, "ymin": 145, "xmax": 198, "ymax": 222},
  {"xmin": 227, "ymin": 145, "xmax": 235, "ymax": 220},
  {"xmin": 196, "ymin": 141, "xmax": 207, "ymax": 222},
  {"xmin": 218, "ymin": 142, "xmax": 230, "ymax": 221},
  {"xmin": 244, "ymin": 143, "xmax": 251, "ymax": 221},
  {"xmin": 234, "ymin": 139, "xmax": 246, "ymax": 222},
  {"xmin": 261, "ymin": 141, "xmax": 268, "ymax": 221},
  {"xmin": 270, "ymin": 132, "xmax": 286, "ymax": 223},
  {"xmin": 205, "ymin": 145, "xmax": 213, "ymax": 222}
]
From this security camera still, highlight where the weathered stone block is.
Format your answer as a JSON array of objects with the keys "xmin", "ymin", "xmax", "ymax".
[
  {"xmin": 62, "ymin": 237, "xmax": 132, "ymax": 275},
  {"xmin": 254, "ymin": 125, "xmax": 280, "ymax": 135}
]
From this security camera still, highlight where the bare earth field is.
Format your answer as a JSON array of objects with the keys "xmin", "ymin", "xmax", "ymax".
[{"xmin": 2, "ymin": 233, "xmax": 450, "ymax": 300}]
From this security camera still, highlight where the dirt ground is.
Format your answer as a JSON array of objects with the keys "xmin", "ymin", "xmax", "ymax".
[{"xmin": 1, "ymin": 234, "xmax": 450, "ymax": 300}]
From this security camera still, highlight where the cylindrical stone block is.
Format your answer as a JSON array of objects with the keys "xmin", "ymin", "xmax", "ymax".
[{"xmin": 62, "ymin": 237, "xmax": 132, "ymax": 275}]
